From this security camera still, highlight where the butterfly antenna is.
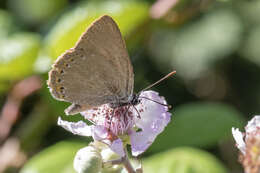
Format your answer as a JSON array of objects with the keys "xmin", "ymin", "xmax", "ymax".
[
  {"xmin": 136, "ymin": 70, "xmax": 176, "ymax": 110},
  {"xmin": 140, "ymin": 70, "xmax": 176, "ymax": 92},
  {"xmin": 139, "ymin": 96, "xmax": 172, "ymax": 110}
]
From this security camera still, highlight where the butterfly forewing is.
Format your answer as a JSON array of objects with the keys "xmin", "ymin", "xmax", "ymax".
[{"xmin": 48, "ymin": 15, "xmax": 134, "ymax": 114}]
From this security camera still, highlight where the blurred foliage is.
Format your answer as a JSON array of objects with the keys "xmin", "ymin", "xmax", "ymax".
[
  {"xmin": 7, "ymin": 0, "xmax": 68, "ymax": 26},
  {"xmin": 148, "ymin": 103, "xmax": 245, "ymax": 154},
  {"xmin": 0, "ymin": 10, "xmax": 16, "ymax": 38},
  {"xmin": 20, "ymin": 141, "xmax": 86, "ymax": 173},
  {"xmin": 149, "ymin": 8, "xmax": 243, "ymax": 80},
  {"xmin": 21, "ymin": 144, "xmax": 228, "ymax": 173},
  {"xmin": 0, "ymin": 0, "xmax": 259, "ymax": 172},
  {"xmin": 143, "ymin": 147, "xmax": 228, "ymax": 173},
  {"xmin": 0, "ymin": 33, "xmax": 40, "ymax": 80}
]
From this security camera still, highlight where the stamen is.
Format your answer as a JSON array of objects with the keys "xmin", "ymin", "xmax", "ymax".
[{"xmin": 108, "ymin": 108, "xmax": 116, "ymax": 130}]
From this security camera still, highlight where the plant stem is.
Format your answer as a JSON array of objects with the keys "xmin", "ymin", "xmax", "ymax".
[
  {"xmin": 103, "ymin": 148, "xmax": 136, "ymax": 173},
  {"xmin": 122, "ymin": 148, "xmax": 136, "ymax": 173}
]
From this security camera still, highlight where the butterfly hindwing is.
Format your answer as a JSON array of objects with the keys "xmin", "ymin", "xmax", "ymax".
[{"xmin": 48, "ymin": 15, "xmax": 134, "ymax": 114}]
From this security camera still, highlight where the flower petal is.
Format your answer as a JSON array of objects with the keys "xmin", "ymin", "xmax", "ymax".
[
  {"xmin": 232, "ymin": 127, "xmax": 246, "ymax": 154},
  {"xmin": 92, "ymin": 125, "xmax": 109, "ymax": 141},
  {"xmin": 110, "ymin": 138, "xmax": 125, "ymax": 157},
  {"xmin": 130, "ymin": 90, "xmax": 171, "ymax": 156},
  {"xmin": 130, "ymin": 130, "xmax": 155, "ymax": 156},
  {"xmin": 90, "ymin": 125, "xmax": 125, "ymax": 156},
  {"xmin": 245, "ymin": 115, "xmax": 260, "ymax": 134},
  {"xmin": 81, "ymin": 104, "xmax": 110, "ymax": 125},
  {"xmin": 134, "ymin": 91, "xmax": 171, "ymax": 132},
  {"xmin": 57, "ymin": 117, "xmax": 93, "ymax": 136}
]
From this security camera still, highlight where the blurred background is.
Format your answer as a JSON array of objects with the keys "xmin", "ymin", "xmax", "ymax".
[{"xmin": 0, "ymin": 0, "xmax": 259, "ymax": 172}]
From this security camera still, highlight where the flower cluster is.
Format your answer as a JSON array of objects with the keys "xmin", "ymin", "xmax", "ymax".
[
  {"xmin": 232, "ymin": 115, "xmax": 260, "ymax": 173},
  {"xmin": 58, "ymin": 90, "xmax": 171, "ymax": 158}
]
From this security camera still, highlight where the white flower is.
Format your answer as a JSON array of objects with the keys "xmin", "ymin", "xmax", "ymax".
[
  {"xmin": 58, "ymin": 90, "xmax": 172, "ymax": 156},
  {"xmin": 232, "ymin": 115, "xmax": 260, "ymax": 173}
]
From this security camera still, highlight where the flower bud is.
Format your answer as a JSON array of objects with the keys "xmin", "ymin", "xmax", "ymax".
[
  {"xmin": 74, "ymin": 146, "xmax": 102, "ymax": 173},
  {"xmin": 101, "ymin": 148, "xmax": 122, "ymax": 172}
]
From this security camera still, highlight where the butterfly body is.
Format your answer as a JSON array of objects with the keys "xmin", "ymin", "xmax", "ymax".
[{"xmin": 109, "ymin": 93, "xmax": 141, "ymax": 109}]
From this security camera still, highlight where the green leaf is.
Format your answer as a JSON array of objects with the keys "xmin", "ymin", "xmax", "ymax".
[
  {"xmin": 143, "ymin": 147, "xmax": 227, "ymax": 173},
  {"xmin": 8, "ymin": 0, "xmax": 68, "ymax": 25},
  {"xmin": 0, "ymin": 32, "xmax": 41, "ymax": 80},
  {"xmin": 0, "ymin": 10, "xmax": 16, "ymax": 38},
  {"xmin": 148, "ymin": 102, "xmax": 245, "ymax": 153},
  {"xmin": 20, "ymin": 141, "xmax": 86, "ymax": 173},
  {"xmin": 43, "ymin": 0, "xmax": 149, "ymax": 62}
]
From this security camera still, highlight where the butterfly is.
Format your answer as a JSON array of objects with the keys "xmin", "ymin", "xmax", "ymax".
[{"xmin": 48, "ymin": 15, "xmax": 174, "ymax": 115}]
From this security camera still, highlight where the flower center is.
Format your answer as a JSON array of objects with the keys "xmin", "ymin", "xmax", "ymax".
[
  {"xmin": 105, "ymin": 106, "xmax": 135, "ymax": 136},
  {"xmin": 83, "ymin": 104, "xmax": 135, "ymax": 136}
]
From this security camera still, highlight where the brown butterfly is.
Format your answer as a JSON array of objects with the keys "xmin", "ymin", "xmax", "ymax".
[{"xmin": 48, "ymin": 15, "xmax": 174, "ymax": 115}]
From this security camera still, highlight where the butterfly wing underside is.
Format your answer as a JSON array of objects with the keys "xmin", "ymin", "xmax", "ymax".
[{"xmin": 48, "ymin": 15, "xmax": 134, "ymax": 114}]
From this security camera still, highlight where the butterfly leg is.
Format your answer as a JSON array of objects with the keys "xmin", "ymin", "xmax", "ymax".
[
  {"xmin": 65, "ymin": 103, "xmax": 90, "ymax": 115},
  {"xmin": 132, "ymin": 105, "xmax": 141, "ymax": 119},
  {"xmin": 122, "ymin": 105, "xmax": 131, "ymax": 117}
]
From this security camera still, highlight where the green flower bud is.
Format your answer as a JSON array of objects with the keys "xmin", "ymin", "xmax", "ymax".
[{"xmin": 74, "ymin": 146, "xmax": 102, "ymax": 173}]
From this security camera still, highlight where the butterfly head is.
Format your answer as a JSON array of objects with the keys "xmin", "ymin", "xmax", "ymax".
[{"xmin": 130, "ymin": 93, "xmax": 141, "ymax": 106}]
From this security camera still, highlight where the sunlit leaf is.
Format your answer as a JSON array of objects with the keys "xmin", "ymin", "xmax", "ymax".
[
  {"xmin": 7, "ymin": 0, "xmax": 68, "ymax": 25},
  {"xmin": 42, "ymin": 0, "xmax": 148, "ymax": 63},
  {"xmin": 143, "ymin": 147, "xmax": 227, "ymax": 173},
  {"xmin": 20, "ymin": 141, "xmax": 86, "ymax": 173},
  {"xmin": 0, "ymin": 32, "xmax": 41, "ymax": 80}
]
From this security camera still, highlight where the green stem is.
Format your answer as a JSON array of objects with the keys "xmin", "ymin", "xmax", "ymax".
[
  {"xmin": 103, "ymin": 148, "xmax": 136, "ymax": 173},
  {"xmin": 122, "ymin": 148, "xmax": 136, "ymax": 173}
]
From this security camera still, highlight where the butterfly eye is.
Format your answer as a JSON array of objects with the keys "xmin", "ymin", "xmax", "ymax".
[{"xmin": 131, "ymin": 96, "xmax": 140, "ymax": 106}]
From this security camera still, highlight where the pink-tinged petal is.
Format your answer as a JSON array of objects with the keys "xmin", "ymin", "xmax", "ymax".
[
  {"xmin": 232, "ymin": 127, "xmax": 246, "ymax": 155},
  {"xmin": 130, "ymin": 130, "xmax": 155, "ymax": 156},
  {"xmin": 80, "ymin": 104, "xmax": 110, "ymax": 125},
  {"xmin": 92, "ymin": 125, "xmax": 109, "ymax": 141},
  {"xmin": 134, "ymin": 90, "xmax": 171, "ymax": 132},
  {"xmin": 245, "ymin": 115, "xmax": 260, "ymax": 134},
  {"xmin": 129, "ymin": 90, "xmax": 171, "ymax": 156},
  {"xmin": 82, "ymin": 104, "xmax": 135, "ymax": 136},
  {"xmin": 57, "ymin": 117, "xmax": 93, "ymax": 136},
  {"xmin": 110, "ymin": 138, "xmax": 125, "ymax": 157}
]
